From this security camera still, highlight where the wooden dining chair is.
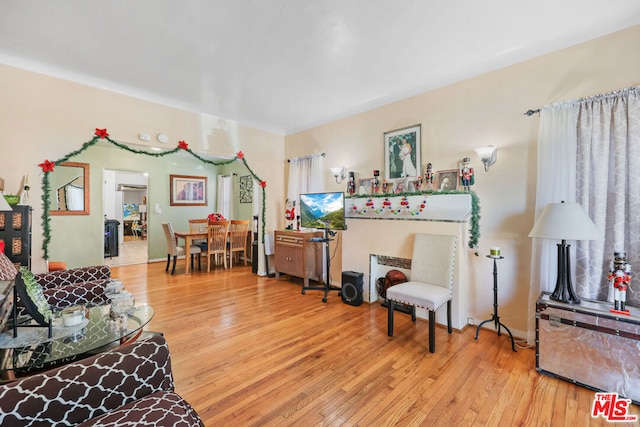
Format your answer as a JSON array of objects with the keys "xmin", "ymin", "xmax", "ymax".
[
  {"xmin": 188, "ymin": 218, "xmax": 208, "ymax": 249},
  {"xmin": 204, "ymin": 220, "xmax": 230, "ymax": 272},
  {"xmin": 227, "ymin": 220, "xmax": 250, "ymax": 268}
]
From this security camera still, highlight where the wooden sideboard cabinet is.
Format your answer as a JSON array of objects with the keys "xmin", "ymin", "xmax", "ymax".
[{"xmin": 274, "ymin": 230, "xmax": 323, "ymax": 287}]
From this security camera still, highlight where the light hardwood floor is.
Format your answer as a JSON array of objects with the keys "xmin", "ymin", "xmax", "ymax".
[{"xmin": 113, "ymin": 262, "xmax": 638, "ymax": 426}]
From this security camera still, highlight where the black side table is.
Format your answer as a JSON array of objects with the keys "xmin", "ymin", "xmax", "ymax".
[{"xmin": 474, "ymin": 255, "xmax": 516, "ymax": 352}]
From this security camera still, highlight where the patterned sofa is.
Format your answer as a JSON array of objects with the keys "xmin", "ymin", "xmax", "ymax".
[
  {"xmin": 33, "ymin": 265, "xmax": 112, "ymax": 310},
  {"xmin": 0, "ymin": 334, "xmax": 204, "ymax": 426}
]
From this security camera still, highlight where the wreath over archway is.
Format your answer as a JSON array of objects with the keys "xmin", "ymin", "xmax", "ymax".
[{"xmin": 39, "ymin": 128, "xmax": 266, "ymax": 260}]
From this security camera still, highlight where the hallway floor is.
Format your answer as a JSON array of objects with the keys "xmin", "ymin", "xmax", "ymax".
[{"xmin": 104, "ymin": 236, "xmax": 147, "ymax": 267}]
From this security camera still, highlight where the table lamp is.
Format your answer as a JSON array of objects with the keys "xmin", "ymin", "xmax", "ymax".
[
  {"xmin": 0, "ymin": 178, "xmax": 14, "ymax": 211},
  {"xmin": 528, "ymin": 201, "xmax": 601, "ymax": 304}
]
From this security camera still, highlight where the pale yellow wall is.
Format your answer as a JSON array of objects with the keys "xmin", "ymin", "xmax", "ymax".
[
  {"xmin": 0, "ymin": 64, "xmax": 284, "ymax": 274},
  {"xmin": 284, "ymin": 25, "xmax": 640, "ymax": 335}
]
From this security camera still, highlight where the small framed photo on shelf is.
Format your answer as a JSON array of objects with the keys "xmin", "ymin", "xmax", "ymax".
[
  {"xmin": 357, "ymin": 178, "xmax": 374, "ymax": 195},
  {"xmin": 392, "ymin": 178, "xmax": 408, "ymax": 194},
  {"xmin": 384, "ymin": 124, "xmax": 421, "ymax": 180},
  {"xmin": 381, "ymin": 180, "xmax": 394, "ymax": 194},
  {"xmin": 170, "ymin": 174, "xmax": 208, "ymax": 206},
  {"xmin": 436, "ymin": 169, "xmax": 459, "ymax": 191}
]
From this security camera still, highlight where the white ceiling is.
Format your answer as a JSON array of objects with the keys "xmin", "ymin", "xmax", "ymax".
[{"xmin": 1, "ymin": 1, "xmax": 640, "ymax": 135}]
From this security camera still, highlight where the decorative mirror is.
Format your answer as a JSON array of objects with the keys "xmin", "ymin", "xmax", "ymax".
[{"xmin": 49, "ymin": 161, "xmax": 90, "ymax": 215}]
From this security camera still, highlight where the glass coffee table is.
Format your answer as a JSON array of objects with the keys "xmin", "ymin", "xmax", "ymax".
[{"xmin": 0, "ymin": 303, "xmax": 154, "ymax": 380}]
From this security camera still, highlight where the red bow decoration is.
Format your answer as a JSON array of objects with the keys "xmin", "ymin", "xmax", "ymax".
[
  {"xmin": 0, "ymin": 240, "xmax": 5, "ymax": 254},
  {"xmin": 236, "ymin": 151, "xmax": 244, "ymax": 159},
  {"xmin": 178, "ymin": 140, "xmax": 189, "ymax": 150},
  {"xmin": 95, "ymin": 128, "xmax": 109, "ymax": 139},
  {"xmin": 39, "ymin": 160, "xmax": 56, "ymax": 173},
  {"xmin": 260, "ymin": 181, "xmax": 267, "ymax": 188}
]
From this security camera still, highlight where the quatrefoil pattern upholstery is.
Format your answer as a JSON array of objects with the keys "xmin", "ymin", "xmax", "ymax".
[
  {"xmin": 35, "ymin": 265, "xmax": 112, "ymax": 310},
  {"xmin": 0, "ymin": 250, "xmax": 17, "ymax": 280},
  {"xmin": 0, "ymin": 335, "xmax": 204, "ymax": 427}
]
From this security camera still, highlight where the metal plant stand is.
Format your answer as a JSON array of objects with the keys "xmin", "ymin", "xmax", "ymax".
[{"xmin": 475, "ymin": 255, "xmax": 516, "ymax": 352}]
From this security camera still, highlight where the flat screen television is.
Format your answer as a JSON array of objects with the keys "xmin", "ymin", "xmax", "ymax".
[{"xmin": 299, "ymin": 192, "xmax": 346, "ymax": 231}]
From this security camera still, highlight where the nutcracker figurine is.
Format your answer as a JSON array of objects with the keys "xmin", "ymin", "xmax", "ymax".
[
  {"xmin": 608, "ymin": 251, "xmax": 632, "ymax": 313},
  {"xmin": 346, "ymin": 171, "xmax": 356, "ymax": 196},
  {"xmin": 372, "ymin": 170, "xmax": 380, "ymax": 194},
  {"xmin": 460, "ymin": 157, "xmax": 475, "ymax": 190},
  {"xmin": 284, "ymin": 199, "xmax": 296, "ymax": 229},
  {"xmin": 414, "ymin": 176, "xmax": 423, "ymax": 192},
  {"xmin": 424, "ymin": 163, "xmax": 434, "ymax": 190}
]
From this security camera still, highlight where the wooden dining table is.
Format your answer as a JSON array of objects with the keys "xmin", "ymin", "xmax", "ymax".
[
  {"xmin": 173, "ymin": 231, "xmax": 207, "ymax": 274},
  {"xmin": 174, "ymin": 228, "xmax": 252, "ymax": 274}
]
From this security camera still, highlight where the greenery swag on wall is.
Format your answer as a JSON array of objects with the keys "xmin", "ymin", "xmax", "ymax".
[{"xmin": 39, "ymin": 128, "xmax": 267, "ymax": 260}]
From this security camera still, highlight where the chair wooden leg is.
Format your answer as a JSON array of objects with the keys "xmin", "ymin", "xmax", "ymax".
[
  {"xmin": 387, "ymin": 300, "xmax": 395, "ymax": 336},
  {"xmin": 171, "ymin": 256, "xmax": 177, "ymax": 275},
  {"xmin": 165, "ymin": 255, "xmax": 170, "ymax": 272},
  {"xmin": 447, "ymin": 300, "xmax": 452, "ymax": 334},
  {"xmin": 428, "ymin": 310, "xmax": 436, "ymax": 353}
]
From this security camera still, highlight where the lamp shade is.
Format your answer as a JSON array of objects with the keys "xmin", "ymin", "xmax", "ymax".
[
  {"xmin": 330, "ymin": 166, "xmax": 345, "ymax": 177},
  {"xmin": 0, "ymin": 191, "xmax": 13, "ymax": 212},
  {"xmin": 529, "ymin": 202, "xmax": 601, "ymax": 241}
]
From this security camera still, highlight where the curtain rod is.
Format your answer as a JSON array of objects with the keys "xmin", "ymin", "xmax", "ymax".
[
  {"xmin": 525, "ymin": 84, "xmax": 640, "ymax": 117},
  {"xmin": 287, "ymin": 152, "xmax": 325, "ymax": 163}
]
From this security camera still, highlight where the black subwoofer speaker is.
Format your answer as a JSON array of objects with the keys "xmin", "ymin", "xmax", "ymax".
[{"xmin": 341, "ymin": 271, "xmax": 364, "ymax": 306}]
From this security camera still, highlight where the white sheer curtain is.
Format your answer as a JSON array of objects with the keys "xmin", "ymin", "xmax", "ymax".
[
  {"xmin": 217, "ymin": 174, "xmax": 237, "ymax": 219},
  {"xmin": 287, "ymin": 153, "xmax": 324, "ymax": 209},
  {"xmin": 65, "ymin": 185, "xmax": 84, "ymax": 210},
  {"xmin": 527, "ymin": 103, "xmax": 579, "ymax": 343},
  {"xmin": 528, "ymin": 86, "xmax": 640, "ymax": 342}
]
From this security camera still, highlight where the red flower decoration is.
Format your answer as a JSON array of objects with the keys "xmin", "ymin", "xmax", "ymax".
[
  {"xmin": 95, "ymin": 128, "xmax": 109, "ymax": 139},
  {"xmin": 260, "ymin": 181, "xmax": 267, "ymax": 188},
  {"xmin": 236, "ymin": 151, "xmax": 244, "ymax": 159},
  {"xmin": 39, "ymin": 160, "xmax": 55, "ymax": 173},
  {"xmin": 207, "ymin": 213, "xmax": 226, "ymax": 222},
  {"xmin": 178, "ymin": 140, "xmax": 189, "ymax": 150}
]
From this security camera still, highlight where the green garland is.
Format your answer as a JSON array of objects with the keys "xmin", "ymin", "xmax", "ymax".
[
  {"xmin": 347, "ymin": 189, "xmax": 481, "ymax": 255},
  {"xmin": 40, "ymin": 132, "xmax": 267, "ymax": 260}
]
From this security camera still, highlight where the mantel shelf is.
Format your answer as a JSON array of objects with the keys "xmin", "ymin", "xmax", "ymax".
[{"xmin": 346, "ymin": 193, "xmax": 472, "ymax": 222}]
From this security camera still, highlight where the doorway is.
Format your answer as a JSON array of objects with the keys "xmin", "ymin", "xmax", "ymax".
[{"xmin": 103, "ymin": 170, "xmax": 149, "ymax": 267}]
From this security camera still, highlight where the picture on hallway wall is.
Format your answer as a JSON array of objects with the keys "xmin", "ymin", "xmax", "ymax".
[
  {"xmin": 384, "ymin": 124, "xmax": 421, "ymax": 180},
  {"xmin": 170, "ymin": 174, "xmax": 207, "ymax": 206},
  {"xmin": 239, "ymin": 175, "xmax": 252, "ymax": 203}
]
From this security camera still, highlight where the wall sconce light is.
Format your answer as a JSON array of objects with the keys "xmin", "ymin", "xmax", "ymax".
[
  {"xmin": 474, "ymin": 145, "xmax": 498, "ymax": 171},
  {"xmin": 330, "ymin": 166, "xmax": 346, "ymax": 184}
]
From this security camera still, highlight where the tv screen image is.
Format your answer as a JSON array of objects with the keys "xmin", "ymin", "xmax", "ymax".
[{"xmin": 299, "ymin": 192, "xmax": 346, "ymax": 231}]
